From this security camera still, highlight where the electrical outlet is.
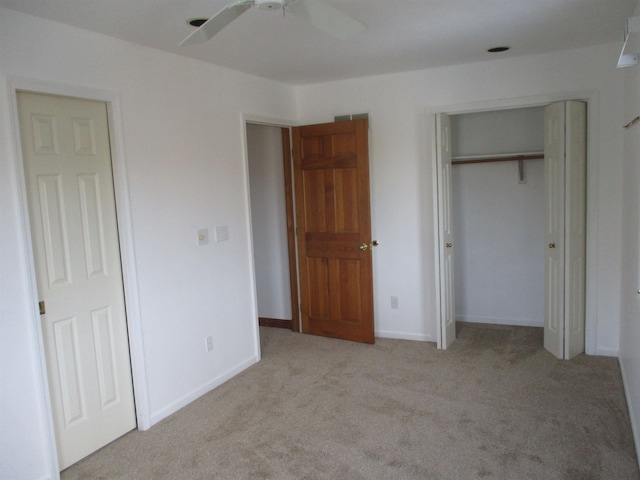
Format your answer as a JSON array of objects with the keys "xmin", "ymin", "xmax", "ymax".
[
  {"xmin": 205, "ymin": 335, "xmax": 214, "ymax": 352},
  {"xmin": 390, "ymin": 296, "xmax": 399, "ymax": 309}
]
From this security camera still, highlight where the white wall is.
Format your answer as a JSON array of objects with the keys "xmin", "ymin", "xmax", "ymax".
[
  {"xmin": 247, "ymin": 123, "xmax": 292, "ymax": 320},
  {"xmin": 451, "ymin": 107, "xmax": 545, "ymax": 157},
  {"xmin": 295, "ymin": 42, "xmax": 626, "ymax": 351},
  {"xmin": 0, "ymin": 8, "xmax": 296, "ymax": 479},
  {"xmin": 1, "ymin": 81, "xmax": 59, "ymax": 480},
  {"xmin": 618, "ymin": 3, "xmax": 640, "ymax": 464},
  {"xmin": 452, "ymin": 162, "xmax": 545, "ymax": 327}
]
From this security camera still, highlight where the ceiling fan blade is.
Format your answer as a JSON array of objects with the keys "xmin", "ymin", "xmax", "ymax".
[
  {"xmin": 287, "ymin": 0, "xmax": 366, "ymax": 40},
  {"xmin": 180, "ymin": 0, "xmax": 253, "ymax": 47}
]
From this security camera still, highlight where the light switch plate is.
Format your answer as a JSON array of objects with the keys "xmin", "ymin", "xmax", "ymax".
[
  {"xmin": 215, "ymin": 225, "xmax": 229, "ymax": 242},
  {"xmin": 197, "ymin": 228, "xmax": 209, "ymax": 246}
]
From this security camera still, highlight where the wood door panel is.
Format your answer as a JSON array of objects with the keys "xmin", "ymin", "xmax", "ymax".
[
  {"xmin": 302, "ymin": 170, "xmax": 328, "ymax": 232},
  {"xmin": 301, "ymin": 156, "xmax": 357, "ymax": 171},
  {"xmin": 306, "ymin": 257, "xmax": 331, "ymax": 320},
  {"xmin": 334, "ymin": 167, "xmax": 359, "ymax": 233},
  {"xmin": 336, "ymin": 259, "xmax": 363, "ymax": 324},
  {"xmin": 300, "ymin": 135, "xmax": 324, "ymax": 160},
  {"xmin": 305, "ymin": 233, "xmax": 361, "ymax": 259},
  {"xmin": 328, "ymin": 133, "xmax": 357, "ymax": 156},
  {"xmin": 293, "ymin": 119, "xmax": 374, "ymax": 344}
]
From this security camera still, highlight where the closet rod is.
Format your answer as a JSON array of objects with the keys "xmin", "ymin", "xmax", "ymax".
[{"xmin": 452, "ymin": 153, "xmax": 544, "ymax": 165}]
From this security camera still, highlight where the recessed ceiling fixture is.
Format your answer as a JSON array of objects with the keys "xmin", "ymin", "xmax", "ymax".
[
  {"xmin": 188, "ymin": 18, "xmax": 208, "ymax": 27},
  {"xmin": 487, "ymin": 46, "xmax": 510, "ymax": 53}
]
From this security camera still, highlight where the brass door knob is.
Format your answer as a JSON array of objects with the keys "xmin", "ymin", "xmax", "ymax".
[
  {"xmin": 549, "ymin": 243, "xmax": 556, "ymax": 249},
  {"xmin": 446, "ymin": 242, "xmax": 452, "ymax": 248},
  {"xmin": 359, "ymin": 243, "xmax": 369, "ymax": 251}
]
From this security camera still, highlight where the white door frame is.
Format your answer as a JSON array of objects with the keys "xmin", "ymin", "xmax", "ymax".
[
  {"xmin": 6, "ymin": 76, "xmax": 151, "ymax": 473},
  {"xmin": 428, "ymin": 91, "xmax": 598, "ymax": 355},
  {"xmin": 240, "ymin": 114, "xmax": 297, "ymax": 358}
]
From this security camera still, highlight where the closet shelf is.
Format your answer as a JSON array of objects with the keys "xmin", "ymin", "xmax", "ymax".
[{"xmin": 452, "ymin": 152, "xmax": 544, "ymax": 165}]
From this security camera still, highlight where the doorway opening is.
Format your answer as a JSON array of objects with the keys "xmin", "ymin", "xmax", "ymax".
[
  {"xmin": 246, "ymin": 118, "xmax": 376, "ymax": 344},
  {"xmin": 434, "ymin": 101, "xmax": 588, "ymax": 359},
  {"xmin": 451, "ymin": 107, "xmax": 546, "ymax": 330},
  {"xmin": 246, "ymin": 123, "xmax": 299, "ymax": 332}
]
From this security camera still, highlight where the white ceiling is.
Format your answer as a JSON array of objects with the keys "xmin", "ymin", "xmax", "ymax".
[{"xmin": 0, "ymin": 0, "xmax": 636, "ymax": 85}]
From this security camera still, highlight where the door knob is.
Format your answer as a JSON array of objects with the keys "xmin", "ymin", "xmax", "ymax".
[
  {"xmin": 446, "ymin": 242, "xmax": 452, "ymax": 248},
  {"xmin": 371, "ymin": 240, "xmax": 379, "ymax": 247},
  {"xmin": 359, "ymin": 243, "xmax": 369, "ymax": 251},
  {"xmin": 548, "ymin": 243, "xmax": 556, "ymax": 249}
]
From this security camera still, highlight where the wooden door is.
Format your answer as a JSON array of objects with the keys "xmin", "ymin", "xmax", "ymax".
[
  {"xmin": 292, "ymin": 119, "xmax": 374, "ymax": 343},
  {"xmin": 543, "ymin": 100, "xmax": 587, "ymax": 359},
  {"xmin": 435, "ymin": 113, "xmax": 456, "ymax": 348},
  {"xmin": 18, "ymin": 92, "xmax": 136, "ymax": 469}
]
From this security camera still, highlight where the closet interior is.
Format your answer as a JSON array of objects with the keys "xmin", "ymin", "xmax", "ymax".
[{"xmin": 451, "ymin": 107, "xmax": 546, "ymax": 328}]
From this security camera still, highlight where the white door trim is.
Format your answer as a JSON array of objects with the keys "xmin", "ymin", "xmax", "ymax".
[
  {"xmin": 6, "ymin": 76, "xmax": 150, "ymax": 475},
  {"xmin": 240, "ymin": 113, "xmax": 297, "ymax": 359},
  {"xmin": 426, "ymin": 90, "xmax": 599, "ymax": 355}
]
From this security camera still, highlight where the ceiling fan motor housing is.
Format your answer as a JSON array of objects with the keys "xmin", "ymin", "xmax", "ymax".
[{"xmin": 255, "ymin": 0, "xmax": 287, "ymax": 10}]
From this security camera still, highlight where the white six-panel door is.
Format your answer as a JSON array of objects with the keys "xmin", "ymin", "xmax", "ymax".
[
  {"xmin": 435, "ymin": 113, "xmax": 456, "ymax": 348},
  {"xmin": 17, "ymin": 92, "xmax": 136, "ymax": 469}
]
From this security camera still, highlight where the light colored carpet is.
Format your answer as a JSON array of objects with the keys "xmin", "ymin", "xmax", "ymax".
[{"xmin": 62, "ymin": 323, "xmax": 639, "ymax": 479}]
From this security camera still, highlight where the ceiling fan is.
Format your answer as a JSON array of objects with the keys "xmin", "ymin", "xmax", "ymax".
[{"xmin": 179, "ymin": 0, "xmax": 366, "ymax": 46}]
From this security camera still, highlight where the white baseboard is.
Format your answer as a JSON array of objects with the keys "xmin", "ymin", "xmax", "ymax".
[
  {"xmin": 619, "ymin": 356, "xmax": 640, "ymax": 469},
  {"xmin": 456, "ymin": 314, "xmax": 544, "ymax": 328},
  {"xmin": 376, "ymin": 330, "xmax": 435, "ymax": 342},
  {"xmin": 594, "ymin": 347, "xmax": 619, "ymax": 357},
  {"xmin": 148, "ymin": 355, "xmax": 259, "ymax": 427}
]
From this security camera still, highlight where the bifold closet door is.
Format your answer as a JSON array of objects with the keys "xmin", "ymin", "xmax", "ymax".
[
  {"xmin": 435, "ymin": 113, "xmax": 456, "ymax": 349},
  {"xmin": 543, "ymin": 101, "xmax": 587, "ymax": 360}
]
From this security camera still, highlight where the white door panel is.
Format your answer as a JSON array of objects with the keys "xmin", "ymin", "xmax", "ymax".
[
  {"xmin": 544, "ymin": 102, "xmax": 565, "ymax": 359},
  {"xmin": 563, "ymin": 101, "xmax": 587, "ymax": 359},
  {"xmin": 543, "ymin": 101, "xmax": 586, "ymax": 360},
  {"xmin": 18, "ymin": 92, "xmax": 136, "ymax": 470},
  {"xmin": 436, "ymin": 113, "xmax": 456, "ymax": 348}
]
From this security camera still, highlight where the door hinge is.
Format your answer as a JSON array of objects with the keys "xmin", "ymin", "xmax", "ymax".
[{"xmin": 39, "ymin": 301, "xmax": 45, "ymax": 315}]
